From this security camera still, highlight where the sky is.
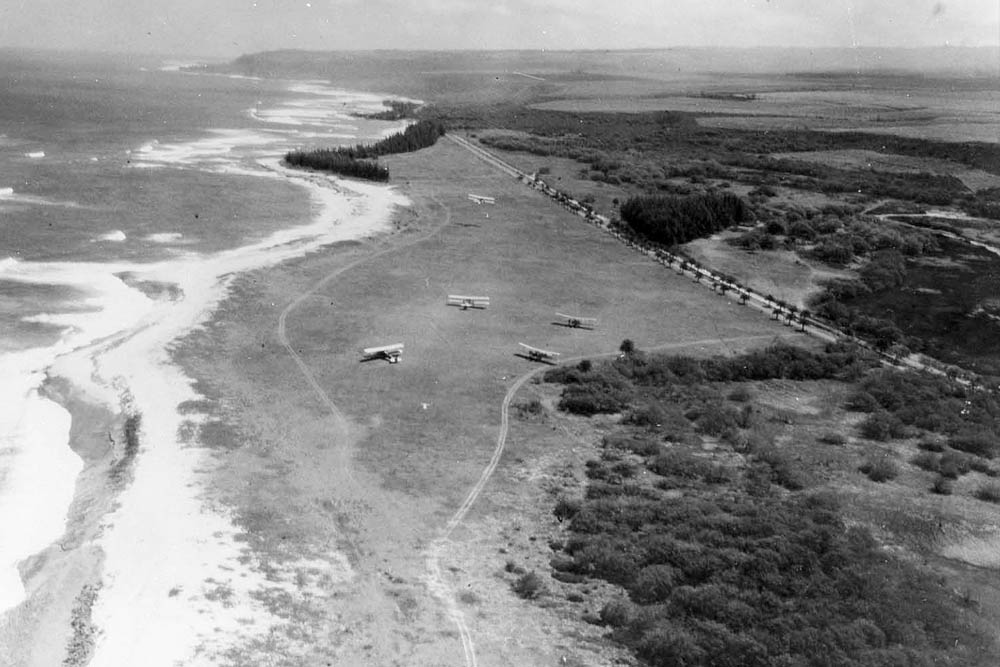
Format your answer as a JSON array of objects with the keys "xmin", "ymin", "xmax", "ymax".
[{"xmin": 0, "ymin": 0, "xmax": 997, "ymax": 58}]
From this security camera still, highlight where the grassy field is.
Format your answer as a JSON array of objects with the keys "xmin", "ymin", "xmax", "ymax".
[
  {"xmin": 174, "ymin": 137, "xmax": 795, "ymax": 665},
  {"xmin": 771, "ymin": 149, "xmax": 1000, "ymax": 191},
  {"xmin": 145, "ymin": 47, "xmax": 1000, "ymax": 666}
]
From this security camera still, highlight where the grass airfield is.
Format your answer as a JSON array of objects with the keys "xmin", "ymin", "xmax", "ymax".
[
  {"xmin": 176, "ymin": 137, "xmax": 797, "ymax": 664},
  {"xmin": 181, "ymin": 48, "xmax": 1000, "ymax": 664}
]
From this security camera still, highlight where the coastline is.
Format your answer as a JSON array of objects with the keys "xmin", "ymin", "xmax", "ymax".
[{"xmin": 0, "ymin": 161, "xmax": 408, "ymax": 666}]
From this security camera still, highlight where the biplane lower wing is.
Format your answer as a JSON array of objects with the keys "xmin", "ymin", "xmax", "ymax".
[
  {"xmin": 447, "ymin": 295, "xmax": 490, "ymax": 309},
  {"xmin": 556, "ymin": 312, "xmax": 598, "ymax": 328},
  {"xmin": 519, "ymin": 342, "xmax": 560, "ymax": 362},
  {"xmin": 361, "ymin": 343, "xmax": 404, "ymax": 363}
]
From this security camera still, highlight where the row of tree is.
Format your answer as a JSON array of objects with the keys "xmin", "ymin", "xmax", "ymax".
[
  {"xmin": 283, "ymin": 150, "xmax": 389, "ymax": 181},
  {"xmin": 283, "ymin": 119, "xmax": 446, "ymax": 181},
  {"xmin": 619, "ymin": 192, "xmax": 751, "ymax": 247},
  {"xmin": 337, "ymin": 119, "xmax": 445, "ymax": 159}
]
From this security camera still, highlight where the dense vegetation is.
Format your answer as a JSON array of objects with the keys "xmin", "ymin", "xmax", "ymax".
[
  {"xmin": 336, "ymin": 119, "xmax": 445, "ymax": 159},
  {"xmin": 438, "ymin": 106, "xmax": 995, "ymax": 205},
  {"xmin": 353, "ymin": 99, "xmax": 420, "ymax": 120},
  {"xmin": 283, "ymin": 119, "xmax": 445, "ymax": 181},
  {"xmin": 284, "ymin": 150, "xmax": 389, "ymax": 181},
  {"xmin": 619, "ymin": 192, "xmax": 751, "ymax": 246},
  {"xmin": 540, "ymin": 344, "xmax": 995, "ymax": 666}
]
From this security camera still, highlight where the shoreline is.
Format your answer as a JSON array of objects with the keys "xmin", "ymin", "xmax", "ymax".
[{"xmin": 0, "ymin": 160, "xmax": 407, "ymax": 666}]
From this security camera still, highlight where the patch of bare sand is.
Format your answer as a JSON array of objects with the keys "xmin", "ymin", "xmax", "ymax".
[
  {"xmin": 942, "ymin": 534, "xmax": 1000, "ymax": 569},
  {"xmin": 685, "ymin": 232, "xmax": 853, "ymax": 310}
]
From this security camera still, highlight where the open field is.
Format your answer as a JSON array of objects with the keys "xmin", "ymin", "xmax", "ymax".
[
  {"xmin": 771, "ymin": 149, "xmax": 1000, "ymax": 192},
  {"xmin": 684, "ymin": 231, "xmax": 853, "ymax": 310},
  {"xmin": 173, "ymin": 138, "xmax": 795, "ymax": 665}
]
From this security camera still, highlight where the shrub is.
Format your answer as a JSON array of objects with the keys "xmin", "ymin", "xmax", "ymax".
[
  {"xmin": 949, "ymin": 431, "xmax": 997, "ymax": 459},
  {"xmin": 727, "ymin": 386, "xmax": 753, "ymax": 402},
  {"xmin": 818, "ymin": 432, "xmax": 847, "ymax": 445},
  {"xmin": 918, "ymin": 438, "xmax": 947, "ymax": 452},
  {"xmin": 931, "ymin": 476, "xmax": 954, "ymax": 495},
  {"xmin": 974, "ymin": 483, "xmax": 1000, "ymax": 504},
  {"xmin": 514, "ymin": 399, "xmax": 544, "ymax": 418},
  {"xmin": 603, "ymin": 433, "xmax": 661, "ymax": 456},
  {"xmin": 911, "ymin": 451, "xmax": 940, "ymax": 473},
  {"xmin": 512, "ymin": 571, "xmax": 545, "ymax": 599},
  {"xmin": 969, "ymin": 458, "xmax": 999, "ymax": 477},
  {"xmin": 599, "ymin": 599, "xmax": 634, "ymax": 626},
  {"xmin": 554, "ymin": 497, "xmax": 582, "ymax": 522},
  {"xmin": 846, "ymin": 391, "xmax": 880, "ymax": 412},
  {"xmin": 696, "ymin": 404, "xmax": 740, "ymax": 436},
  {"xmin": 939, "ymin": 450, "xmax": 972, "ymax": 479},
  {"xmin": 505, "ymin": 560, "xmax": 525, "ymax": 575},
  {"xmin": 860, "ymin": 411, "xmax": 907, "ymax": 441},
  {"xmin": 626, "ymin": 402, "xmax": 670, "ymax": 428},
  {"xmin": 650, "ymin": 450, "xmax": 713, "ymax": 479},
  {"xmin": 860, "ymin": 456, "xmax": 899, "ymax": 482}
]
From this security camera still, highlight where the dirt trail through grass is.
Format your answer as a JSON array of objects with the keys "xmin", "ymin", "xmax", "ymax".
[{"xmin": 275, "ymin": 190, "xmax": 485, "ymax": 665}]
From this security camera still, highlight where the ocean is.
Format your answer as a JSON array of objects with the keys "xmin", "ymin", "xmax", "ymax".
[{"xmin": 0, "ymin": 50, "xmax": 410, "ymax": 664}]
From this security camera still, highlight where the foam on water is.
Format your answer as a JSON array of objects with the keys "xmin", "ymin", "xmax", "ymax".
[
  {"xmin": 0, "ymin": 75, "xmax": 413, "ymax": 664},
  {"xmin": 146, "ymin": 232, "xmax": 184, "ymax": 243}
]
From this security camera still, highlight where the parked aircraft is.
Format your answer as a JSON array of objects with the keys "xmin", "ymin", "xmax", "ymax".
[
  {"xmin": 556, "ymin": 312, "xmax": 597, "ymax": 329},
  {"xmin": 467, "ymin": 193, "xmax": 496, "ymax": 205},
  {"xmin": 361, "ymin": 343, "xmax": 404, "ymax": 363},
  {"xmin": 447, "ymin": 295, "xmax": 490, "ymax": 310},
  {"xmin": 519, "ymin": 342, "xmax": 560, "ymax": 362}
]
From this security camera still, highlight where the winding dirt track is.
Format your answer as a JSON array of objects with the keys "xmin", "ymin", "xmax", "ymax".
[{"xmin": 274, "ymin": 188, "xmax": 490, "ymax": 664}]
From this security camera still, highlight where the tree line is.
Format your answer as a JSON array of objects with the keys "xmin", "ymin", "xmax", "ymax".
[
  {"xmin": 619, "ymin": 192, "xmax": 751, "ymax": 247},
  {"xmin": 283, "ymin": 119, "xmax": 445, "ymax": 181}
]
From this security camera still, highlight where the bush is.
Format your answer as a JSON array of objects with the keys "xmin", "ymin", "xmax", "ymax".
[
  {"xmin": 599, "ymin": 599, "xmax": 634, "ymax": 626},
  {"xmin": 846, "ymin": 391, "xmax": 880, "ymax": 412},
  {"xmin": 860, "ymin": 456, "xmax": 899, "ymax": 482},
  {"xmin": 911, "ymin": 451, "xmax": 940, "ymax": 473},
  {"xmin": 554, "ymin": 497, "xmax": 582, "ymax": 522},
  {"xmin": 603, "ymin": 433, "xmax": 662, "ymax": 456},
  {"xmin": 818, "ymin": 432, "xmax": 847, "ymax": 445},
  {"xmin": 650, "ymin": 450, "xmax": 713, "ymax": 479},
  {"xmin": 949, "ymin": 431, "xmax": 997, "ymax": 459},
  {"xmin": 626, "ymin": 402, "xmax": 670, "ymax": 428},
  {"xmin": 931, "ymin": 476, "xmax": 954, "ymax": 495},
  {"xmin": 860, "ymin": 411, "xmax": 908, "ymax": 441},
  {"xmin": 727, "ymin": 386, "xmax": 753, "ymax": 402},
  {"xmin": 973, "ymin": 483, "xmax": 1000, "ymax": 504},
  {"xmin": 939, "ymin": 450, "xmax": 972, "ymax": 479},
  {"xmin": 918, "ymin": 438, "xmax": 947, "ymax": 452},
  {"xmin": 512, "ymin": 571, "xmax": 545, "ymax": 599}
]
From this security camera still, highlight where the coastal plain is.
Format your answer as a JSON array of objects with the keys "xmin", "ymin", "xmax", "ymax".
[
  {"xmin": 173, "ymin": 138, "xmax": 793, "ymax": 664},
  {"xmin": 4, "ymin": 46, "xmax": 1000, "ymax": 666}
]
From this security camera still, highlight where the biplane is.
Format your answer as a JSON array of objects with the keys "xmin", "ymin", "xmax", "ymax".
[
  {"xmin": 556, "ymin": 312, "xmax": 597, "ymax": 329},
  {"xmin": 519, "ymin": 343, "xmax": 560, "ymax": 363},
  {"xmin": 447, "ymin": 294, "xmax": 490, "ymax": 310},
  {"xmin": 467, "ymin": 193, "xmax": 495, "ymax": 205},
  {"xmin": 361, "ymin": 343, "xmax": 404, "ymax": 363}
]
